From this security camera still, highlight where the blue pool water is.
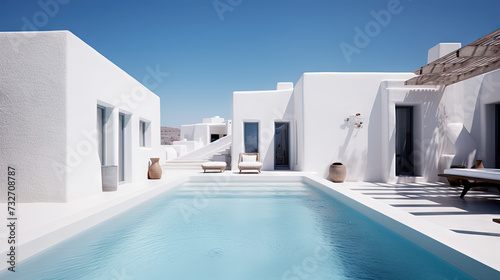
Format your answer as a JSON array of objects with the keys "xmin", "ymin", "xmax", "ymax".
[{"xmin": 2, "ymin": 181, "xmax": 473, "ymax": 279}]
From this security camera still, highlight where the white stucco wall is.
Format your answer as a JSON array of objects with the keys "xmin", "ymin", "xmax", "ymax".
[
  {"xmin": 0, "ymin": 31, "xmax": 162, "ymax": 202},
  {"xmin": 181, "ymin": 117, "xmax": 231, "ymax": 148},
  {"xmin": 232, "ymin": 86, "xmax": 295, "ymax": 171},
  {"xmin": 172, "ymin": 140, "xmax": 199, "ymax": 153},
  {"xmin": 381, "ymin": 81, "xmax": 457, "ymax": 182},
  {"xmin": 454, "ymin": 69, "xmax": 500, "ymax": 169},
  {"xmin": 232, "ymin": 69, "xmax": 500, "ymax": 183},
  {"xmin": 0, "ymin": 31, "xmax": 68, "ymax": 202},
  {"xmin": 180, "ymin": 124, "xmax": 195, "ymax": 141},
  {"xmin": 293, "ymin": 76, "xmax": 305, "ymax": 171},
  {"xmin": 300, "ymin": 73, "xmax": 420, "ymax": 181},
  {"xmin": 65, "ymin": 32, "xmax": 162, "ymax": 201}
]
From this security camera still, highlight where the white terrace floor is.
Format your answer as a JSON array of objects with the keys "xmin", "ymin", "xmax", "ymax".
[
  {"xmin": 346, "ymin": 181, "xmax": 500, "ymax": 239},
  {"xmin": 1, "ymin": 170, "xmax": 500, "ymax": 274}
]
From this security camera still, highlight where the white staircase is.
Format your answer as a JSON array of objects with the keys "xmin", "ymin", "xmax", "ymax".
[{"xmin": 163, "ymin": 136, "xmax": 232, "ymax": 170}]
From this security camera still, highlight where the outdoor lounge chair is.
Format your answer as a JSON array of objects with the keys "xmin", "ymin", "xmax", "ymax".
[
  {"xmin": 238, "ymin": 153, "xmax": 262, "ymax": 174},
  {"xmin": 438, "ymin": 168, "xmax": 500, "ymax": 198}
]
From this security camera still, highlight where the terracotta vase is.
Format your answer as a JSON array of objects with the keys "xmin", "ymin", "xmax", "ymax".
[
  {"xmin": 474, "ymin": 160, "xmax": 484, "ymax": 169},
  {"xmin": 148, "ymin": 158, "xmax": 162, "ymax": 179},
  {"xmin": 329, "ymin": 162, "xmax": 346, "ymax": 183}
]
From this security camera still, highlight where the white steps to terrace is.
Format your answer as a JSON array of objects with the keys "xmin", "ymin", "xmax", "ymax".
[{"xmin": 164, "ymin": 136, "xmax": 232, "ymax": 170}]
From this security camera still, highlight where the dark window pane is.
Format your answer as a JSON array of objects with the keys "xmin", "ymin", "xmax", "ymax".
[{"xmin": 244, "ymin": 123, "xmax": 259, "ymax": 153}]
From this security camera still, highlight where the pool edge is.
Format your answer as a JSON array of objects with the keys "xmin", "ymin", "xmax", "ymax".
[
  {"xmin": 3, "ymin": 173, "xmax": 499, "ymax": 279},
  {"xmin": 301, "ymin": 175, "xmax": 500, "ymax": 280}
]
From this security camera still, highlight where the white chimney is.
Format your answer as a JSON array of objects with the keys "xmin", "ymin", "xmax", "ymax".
[
  {"xmin": 427, "ymin": 43, "xmax": 461, "ymax": 64},
  {"xmin": 277, "ymin": 82, "xmax": 294, "ymax": 90}
]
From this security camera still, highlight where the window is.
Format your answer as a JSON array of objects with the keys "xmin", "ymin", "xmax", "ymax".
[
  {"xmin": 244, "ymin": 122, "xmax": 259, "ymax": 153},
  {"xmin": 139, "ymin": 120, "xmax": 151, "ymax": 148},
  {"xmin": 97, "ymin": 106, "xmax": 105, "ymax": 165},
  {"xmin": 119, "ymin": 113, "xmax": 126, "ymax": 182},
  {"xmin": 139, "ymin": 121, "xmax": 146, "ymax": 147}
]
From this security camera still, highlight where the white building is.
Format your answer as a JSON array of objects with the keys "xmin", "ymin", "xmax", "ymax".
[
  {"xmin": 180, "ymin": 116, "xmax": 232, "ymax": 146},
  {"xmin": 232, "ymin": 41, "xmax": 500, "ymax": 183},
  {"xmin": 0, "ymin": 31, "xmax": 163, "ymax": 202},
  {"xmin": 163, "ymin": 116, "xmax": 233, "ymax": 164},
  {"xmin": 166, "ymin": 116, "xmax": 232, "ymax": 159}
]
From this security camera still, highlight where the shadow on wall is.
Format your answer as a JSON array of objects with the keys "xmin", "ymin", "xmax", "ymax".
[
  {"xmin": 365, "ymin": 85, "xmax": 384, "ymax": 181},
  {"xmin": 469, "ymin": 72, "xmax": 500, "ymax": 167},
  {"xmin": 259, "ymin": 93, "xmax": 295, "ymax": 170},
  {"xmin": 334, "ymin": 115, "xmax": 366, "ymax": 180},
  {"xmin": 447, "ymin": 123, "xmax": 477, "ymax": 167},
  {"xmin": 404, "ymin": 88, "xmax": 445, "ymax": 182}
]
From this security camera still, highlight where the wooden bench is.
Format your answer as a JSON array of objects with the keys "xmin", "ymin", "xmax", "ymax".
[
  {"xmin": 439, "ymin": 168, "xmax": 500, "ymax": 198},
  {"xmin": 201, "ymin": 162, "xmax": 227, "ymax": 173}
]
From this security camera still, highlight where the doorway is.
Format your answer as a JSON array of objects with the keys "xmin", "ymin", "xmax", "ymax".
[
  {"xmin": 274, "ymin": 122, "xmax": 290, "ymax": 170},
  {"xmin": 395, "ymin": 106, "xmax": 414, "ymax": 176},
  {"xmin": 210, "ymin": 134, "xmax": 220, "ymax": 142},
  {"xmin": 496, "ymin": 104, "xmax": 500, "ymax": 168}
]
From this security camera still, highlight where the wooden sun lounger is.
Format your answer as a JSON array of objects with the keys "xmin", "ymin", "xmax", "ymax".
[{"xmin": 438, "ymin": 172, "xmax": 500, "ymax": 198}]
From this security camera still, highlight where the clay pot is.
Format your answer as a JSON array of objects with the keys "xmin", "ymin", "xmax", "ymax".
[
  {"xmin": 329, "ymin": 162, "xmax": 346, "ymax": 183},
  {"xmin": 148, "ymin": 158, "xmax": 162, "ymax": 179},
  {"xmin": 474, "ymin": 160, "xmax": 484, "ymax": 169}
]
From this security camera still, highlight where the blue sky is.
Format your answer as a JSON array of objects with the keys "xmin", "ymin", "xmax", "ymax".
[{"xmin": 1, "ymin": 0, "xmax": 499, "ymax": 128}]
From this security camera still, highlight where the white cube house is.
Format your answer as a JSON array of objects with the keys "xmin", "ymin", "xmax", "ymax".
[{"xmin": 0, "ymin": 31, "xmax": 163, "ymax": 202}]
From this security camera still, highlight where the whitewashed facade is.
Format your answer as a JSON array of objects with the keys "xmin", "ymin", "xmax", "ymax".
[
  {"xmin": 232, "ymin": 44, "xmax": 500, "ymax": 182},
  {"xmin": 0, "ymin": 31, "xmax": 163, "ymax": 202}
]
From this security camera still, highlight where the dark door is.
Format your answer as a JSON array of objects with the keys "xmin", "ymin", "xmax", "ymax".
[
  {"xmin": 496, "ymin": 104, "xmax": 500, "ymax": 168},
  {"xmin": 395, "ymin": 106, "xmax": 414, "ymax": 176},
  {"xmin": 210, "ymin": 134, "xmax": 220, "ymax": 142},
  {"xmin": 274, "ymin": 122, "xmax": 290, "ymax": 170}
]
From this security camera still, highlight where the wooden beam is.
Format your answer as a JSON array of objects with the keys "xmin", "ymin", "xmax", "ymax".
[
  {"xmin": 455, "ymin": 58, "xmax": 500, "ymax": 82},
  {"xmin": 420, "ymin": 63, "xmax": 445, "ymax": 74},
  {"xmin": 406, "ymin": 58, "xmax": 500, "ymax": 86},
  {"xmin": 405, "ymin": 74, "xmax": 442, "ymax": 85},
  {"xmin": 406, "ymin": 28, "xmax": 500, "ymax": 86},
  {"xmin": 458, "ymin": 45, "xmax": 500, "ymax": 57}
]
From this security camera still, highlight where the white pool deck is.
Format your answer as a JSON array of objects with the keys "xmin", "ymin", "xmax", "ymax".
[{"xmin": 1, "ymin": 170, "xmax": 500, "ymax": 278}]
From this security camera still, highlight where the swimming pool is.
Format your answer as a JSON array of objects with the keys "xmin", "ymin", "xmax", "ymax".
[{"xmin": 2, "ymin": 179, "xmax": 475, "ymax": 279}]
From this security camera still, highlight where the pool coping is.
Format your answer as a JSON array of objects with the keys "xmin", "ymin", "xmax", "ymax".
[
  {"xmin": 1, "ymin": 173, "xmax": 499, "ymax": 278},
  {"xmin": 300, "ymin": 175, "xmax": 500, "ymax": 279}
]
